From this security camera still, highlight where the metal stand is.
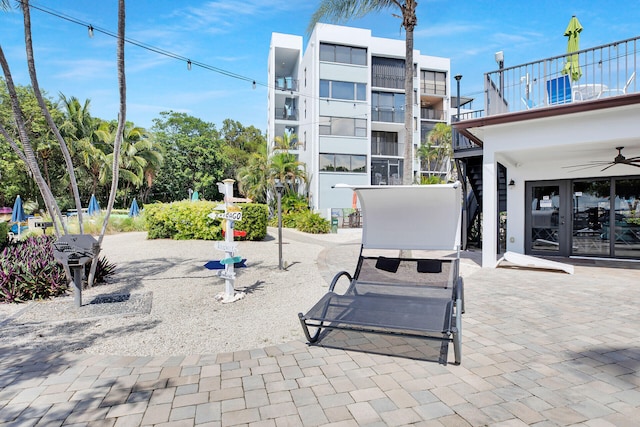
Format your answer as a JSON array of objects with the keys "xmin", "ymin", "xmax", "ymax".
[{"xmin": 71, "ymin": 265, "xmax": 83, "ymax": 307}]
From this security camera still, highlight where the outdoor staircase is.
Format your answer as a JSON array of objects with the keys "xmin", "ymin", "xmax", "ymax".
[{"xmin": 457, "ymin": 156, "xmax": 507, "ymax": 248}]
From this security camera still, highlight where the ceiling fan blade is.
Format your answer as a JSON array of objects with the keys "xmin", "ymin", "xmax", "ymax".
[
  {"xmin": 566, "ymin": 163, "xmax": 612, "ymax": 172},
  {"xmin": 562, "ymin": 161, "xmax": 610, "ymax": 169},
  {"xmin": 625, "ymin": 156, "xmax": 640, "ymax": 161},
  {"xmin": 601, "ymin": 163, "xmax": 617, "ymax": 172},
  {"xmin": 626, "ymin": 162, "xmax": 640, "ymax": 168}
]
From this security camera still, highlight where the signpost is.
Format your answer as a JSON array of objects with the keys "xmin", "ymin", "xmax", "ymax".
[{"xmin": 205, "ymin": 178, "xmax": 247, "ymax": 303}]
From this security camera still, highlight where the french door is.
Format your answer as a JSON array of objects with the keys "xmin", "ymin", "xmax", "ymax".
[{"xmin": 526, "ymin": 181, "xmax": 572, "ymax": 256}]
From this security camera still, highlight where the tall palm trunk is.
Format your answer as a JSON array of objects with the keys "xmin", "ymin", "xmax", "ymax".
[
  {"xmin": 21, "ymin": 0, "xmax": 81, "ymax": 233},
  {"xmin": 0, "ymin": 46, "xmax": 64, "ymax": 235},
  {"xmin": 401, "ymin": 0, "xmax": 417, "ymax": 185},
  {"xmin": 88, "ymin": 0, "xmax": 126, "ymax": 286}
]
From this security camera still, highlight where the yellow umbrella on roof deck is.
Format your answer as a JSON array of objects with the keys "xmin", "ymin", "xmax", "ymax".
[{"xmin": 562, "ymin": 15, "xmax": 583, "ymax": 82}]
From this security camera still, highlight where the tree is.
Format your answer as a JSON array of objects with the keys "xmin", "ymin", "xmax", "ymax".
[
  {"xmin": 309, "ymin": 0, "xmax": 418, "ymax": 185},
  {"xmin": 417, "ymin": 122, "xmax": 453, "ymax": 181},
  {"xmin": 95, "ymin": 121, "xmax": 163, "ymax": 206},
  {"xmin": 151, "ymin": 111, "xmax": 228, "ymax": 202},
  {"xmin": 236, "ymin": 152, "xmax": 269, "ymax": 203}
]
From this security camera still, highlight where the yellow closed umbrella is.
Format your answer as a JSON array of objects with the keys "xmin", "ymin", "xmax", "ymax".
[{"xmin": 562, "ymin": 15, "xmax": 583, "ymax": 82}]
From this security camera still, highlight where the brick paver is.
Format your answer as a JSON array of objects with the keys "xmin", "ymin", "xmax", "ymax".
[{"xmin": 2, "ymin": 239, "xmax": 640, "ymax": 425}]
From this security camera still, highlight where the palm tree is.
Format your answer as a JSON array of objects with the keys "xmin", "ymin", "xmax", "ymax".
[
  {"xmin": 417, "ymin": 122, "xmax": 453, "ymax": 181},
  {"xmin": 309, "ymin": 0, "xmax": 418, "ymax": 185},
  {"xmin": 237, "ymin": 152, "xmax": 269, "ymax": 204},
  {"xmin": 88, "ymin": 0, "xmax": 126, "ymax": 287},
  {"xmin": 273, "ymin": 131, "xmax": 299, "ymax": 152},
  {"xmin": 269, "ymin": 152, "xmax": 308, "ymax": 195},
  {"xmin": 20, "ymin": 0, "xmax": 85, "ymax": 229}
]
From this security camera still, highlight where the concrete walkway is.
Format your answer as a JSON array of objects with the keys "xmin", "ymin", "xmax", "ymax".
[{"xmin": 1, "ymin": 231, "xmax": 640, "ymax": 426}]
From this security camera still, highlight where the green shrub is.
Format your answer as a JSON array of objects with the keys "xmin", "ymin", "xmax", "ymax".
[
  {"xmin": 269, "ymin": 210, "xmax": 330, "ymax": 234},
  {"xmin": 233, "ymin": 204, "xmax": 268, "ymax": 241},
  {"xmin": 145, "ymin": 200, "xmax": 267, "ymax": 241},
  {"xmin": 292, "ymin": 210, "xmax": 330, "ymax": 234},
  {"xmin": 144, "ymin": 203, "xmax": 176, "ymax": 239}
]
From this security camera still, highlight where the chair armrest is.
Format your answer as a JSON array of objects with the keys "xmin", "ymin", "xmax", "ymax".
[{"xmin": 329, "ymin": 271, "xmax": 353, "ymax": 293}]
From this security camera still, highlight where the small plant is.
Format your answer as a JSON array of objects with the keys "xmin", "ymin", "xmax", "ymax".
[{"xmin": 0, "ymin": 235, "xmax": 116, "ymax": 303}]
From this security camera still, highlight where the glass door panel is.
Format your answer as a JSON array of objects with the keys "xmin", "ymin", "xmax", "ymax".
[
  {"xmin": 527, "ymin": 181, "xmax": 570, "ymax": 256},
  {"xmin": 613, "ymin": 178, "xmax": 640, "ymax": 257},
  {"xmin": 572, "ymin": 180, "xmax": 610, "ymax": 256}
]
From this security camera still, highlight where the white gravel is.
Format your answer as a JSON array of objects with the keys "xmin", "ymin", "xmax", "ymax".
[{"xmin": 0, "ymin": 228, "xmax": 364, "ymax": 357}]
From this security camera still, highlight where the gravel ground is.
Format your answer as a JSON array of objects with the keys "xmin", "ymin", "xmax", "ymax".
[{"xmin": 0, "ymin": 228, "xmax": 365, "ymax": 357}]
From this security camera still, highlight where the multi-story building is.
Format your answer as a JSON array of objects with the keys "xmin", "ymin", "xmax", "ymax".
[{"xmin": 267, "ymin": 23, "xmax": 451, "ymax": 217}]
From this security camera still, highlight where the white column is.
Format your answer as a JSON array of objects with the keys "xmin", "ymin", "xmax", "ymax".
[{"xmin": 482, "ymin": 154, "xmax": 498, "ymax": 268}]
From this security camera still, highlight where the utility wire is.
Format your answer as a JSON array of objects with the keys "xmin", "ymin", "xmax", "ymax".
[{"xmin": 21, "ymin": 0, "xmax": 264, "ymax": 87}]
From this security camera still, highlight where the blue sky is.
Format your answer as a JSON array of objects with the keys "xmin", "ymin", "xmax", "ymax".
[{"xmin": 2, "ymin": 1, "xmax": 640, "ymax": 133}]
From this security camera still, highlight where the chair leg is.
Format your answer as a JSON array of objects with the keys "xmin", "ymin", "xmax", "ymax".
[{"xmin": 298, "ymin": 313, "xmax": 322, "ymax": 343}]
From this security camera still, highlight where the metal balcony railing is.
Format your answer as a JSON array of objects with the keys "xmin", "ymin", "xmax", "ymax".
[
  {"xmin": 275, "ymin": 77, "xmax": 298, "ymax": 92},
  {"xmin": 275, "ymin": 107, "xmax": 298, "ymax": 121},
  {"xmin": 371, "ymin": 107, "xmax": 404, "ymax": 123},
  {"xmin": 420, "ymin": 108, "xmax": 447, "ymax": 121},
  {"xmin": 483, "ymin": 36, "xmax": 639, "ymax": 116},
  {"xmin": 371, "ymin": 141, "xmax": 403, "ymax": 156}
]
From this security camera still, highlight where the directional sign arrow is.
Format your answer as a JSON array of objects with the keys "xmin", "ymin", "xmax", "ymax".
[
  {"xmin": 215, "ymin": 241, "xmax": 238, "ymax": 253},
  {"xmin": 220, "ymin": 256, "xmax": 243, "ymax": 265},
  {"xmin": 204, "ymin": 259, "xmax": 247, "ymax": 270}
]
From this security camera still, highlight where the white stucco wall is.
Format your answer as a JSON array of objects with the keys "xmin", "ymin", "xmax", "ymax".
[{"xmin": 479, "ymin": 103, "xmax": 640, "ymax": 267}]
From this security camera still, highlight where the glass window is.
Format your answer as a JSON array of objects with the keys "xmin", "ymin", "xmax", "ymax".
[
  {"xmin": 352, "ymin": 155, "xmax": 366, "ymax": 172},
  {"xmin": 421, "ymin": 70, "xmax": 447, "ymax": 95},
  {"xmin": 335, "ymin": 45, "xmax": 351, "ymax": 64},
  {"xmin": 319, "ymin": 43, "xmax": 334, "ymax": 62},
  {"xmin": 332, "ymin": 81, "xmax": 354, "ymax": 100},
  {"xmin": 335, "ymin": 154, "xmax": 350, "ymax": 172},
  {"xmin": 333, "ymin": 117, "xmax": 353, "ymax": 135},
  {"xmin": 319, "ymin": 80, "xmax": 330, "ymax": 98},
  {"xmin": 319, "ymin": 43, "xmax": 367, "ymax": 65},
  {"xmin": 319, "ymin": 117, "xmax": 331, "ymax": 135},
  {"xmin": 356, "ymin": 83, "xmax": 366, "ymax": 101},
  {"xmin": 319, "ymin": 153, "xmax": 334, "ymax": 171},
  {"xmin": 355, "ymin": 119, "xmax": 367, "ymax": 137}
]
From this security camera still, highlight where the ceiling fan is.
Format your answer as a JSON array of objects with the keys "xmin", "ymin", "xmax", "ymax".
[{"xmin": 565, "ymin": 146, "xmax": 640, "ymax": 172}]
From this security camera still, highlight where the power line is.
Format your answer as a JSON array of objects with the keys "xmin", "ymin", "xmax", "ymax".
[{"xmin": 21, "ymin": 0, "xmax": 264, "ymax": 87}]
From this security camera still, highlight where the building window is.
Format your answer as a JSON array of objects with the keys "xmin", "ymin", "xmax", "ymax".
[
  {"xmin": 421, "ymin": 70, "xmax": 447, "ymax": 96},
  {"xmin": 371, "ymin": 57, "xmax": 404, "ymax": 89},
  {"xmin": 319, "ymin": 116, "xmax": 367, "ymax": 137},
  {"xmin": 320, "ymin": 153, "xmax": 367, "ymax": 173},
  {"xmin": 320, "ymin": 79, "xmax": 366, "ymax": 101},
  {"xmin": 371, "ymin": 91, "xmax": 405, "ymax": 123},
  {"xmin": 320, "ymin": 43, "xmax": 367, "ymax": 65},
  {"xmin": 371, "ymin": 131, "xmax": 399, "ymax": 156}
]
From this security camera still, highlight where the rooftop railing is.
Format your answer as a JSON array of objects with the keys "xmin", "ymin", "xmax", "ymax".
[{"xmin": 484, "ymin": 36, "xmax": 639, "ymax": 116}]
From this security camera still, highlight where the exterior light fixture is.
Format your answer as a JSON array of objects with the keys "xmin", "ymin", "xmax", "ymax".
[{"xmin": 508, "ymin": 179, "xmax": 515, "ymax": 187}]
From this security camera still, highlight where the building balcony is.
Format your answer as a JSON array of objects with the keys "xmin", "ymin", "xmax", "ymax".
[
  {"xmin": 274, "ymin": 107, "xmax": 298, "ymax": 121},
  {"xmin": 275, "ymin": 77, "xmax": 298, "ymax": 92},
  {"xmin": 371, "ymin": 107, "xmax": 404, "ymax": 123},
  {"xmin": 420, "ymin": 108, "xmax": 447, "ymax": 121},
  {"xmin": 371, "ymin": 141, "xmax": 404, "ymax": 157},
  {"xmin": 372, "ymin": 74, "xmax": 404, "ymax": 90},
  {"xmin": 483, "ymin": 36, "xmax": 638, "ymax": 117}
]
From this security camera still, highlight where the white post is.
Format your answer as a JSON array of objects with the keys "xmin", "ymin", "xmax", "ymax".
[{"xmin": 223, "ymin": 178, "xmax": 235, "ymax": 298}]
